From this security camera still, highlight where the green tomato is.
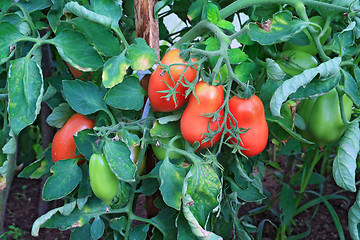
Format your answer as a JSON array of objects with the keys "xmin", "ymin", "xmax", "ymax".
[
  {"xmin": 89, "ymin": 153, "xmax": 119, "ymax": 205},
  {"xmin": 283, "ymin": 16, "xmax": 332, "ymax": 56},
  {"xmin": 297, "ymin": 88, "xmax": 353, "ymax": 146},
  {"xmin": 130, "ymin": 145, "xmax": 146, "ymax": 175},
  {"xmin": 151, "ymin": 137, "xmax": 184, "ymax": 161},
  {"xmin": 276, "ymin": 50, "xmax": 318, "ymax": 76}
]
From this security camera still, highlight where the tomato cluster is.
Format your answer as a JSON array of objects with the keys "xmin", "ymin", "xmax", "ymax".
[{"xmin": 148, "ymin": 49, "xmax": 269, "ymax": 156}]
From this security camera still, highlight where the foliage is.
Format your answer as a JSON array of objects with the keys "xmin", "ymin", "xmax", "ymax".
[{"xmin": 0, "ymin": 0, "xmax": 359, "ymax": 239}]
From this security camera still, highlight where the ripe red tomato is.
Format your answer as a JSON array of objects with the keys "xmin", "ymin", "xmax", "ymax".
[
  {"xmin": 227, "ymin": 95, "xmax": 268, "ymax": 157},
  {"xmin": 148, "ymin": 49, "xmax": 197, "ymax": 112},
  {"xmin": 180, "ymin": 81, "xmax": 224, "ymax": 150},
  {"xmin": 51, "ymin": 113, "xmax": 94, "ymax": 164},
  {"xmin": 66, "ymin": 62, "xmax": 91, "ymax": 81}
]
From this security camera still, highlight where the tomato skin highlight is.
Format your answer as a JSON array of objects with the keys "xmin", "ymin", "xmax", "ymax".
[
  {"xmin": 297, "ymin": 88, "xmax": 353, "ymax": 145},
  {"xmin": 227, "ymin": 95, "xmax": 268, "ymax": 157},
  {"xmin": 89, "ymin": 153, "xmax": 119, "ymax": 206},
  {"xmin": 180, "ymin": 81, "xmax": 224, "ymax": 150},
  {"xmin": 51, "ymin": 113, "xmax": 94, "ymax": 164},
  {"xmin": 148, "ymin": 49, "xmax": 197, "ymax": 112}
]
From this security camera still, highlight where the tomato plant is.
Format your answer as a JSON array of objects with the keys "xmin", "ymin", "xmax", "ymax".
[
  {"xmin": 89, "ymin": 153, "xmax": 119, "ymax": 206},
  {"xmin": 151, "ymin": 136, "xmax": 185, "ymax": 160},
  {"xmin": 180, "ymin": 81, "xmax": 224, "ymax": 149},
  {"xmin": 227, "ymin": 95, "xmax": 269, "ymax": 157},
  {"xmin": 51, "ymin": 113, "xmax": 94, "ymax": 164}
]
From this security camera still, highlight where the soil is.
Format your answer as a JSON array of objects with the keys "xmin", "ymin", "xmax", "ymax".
[{"xmin": 3, "ymin": 159, "xmax": 357, "ymax": 240}]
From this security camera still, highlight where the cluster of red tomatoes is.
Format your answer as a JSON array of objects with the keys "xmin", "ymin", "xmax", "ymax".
[{"xmin": 148, "ymin": 49, "xmax": 268, "ymax": 157}]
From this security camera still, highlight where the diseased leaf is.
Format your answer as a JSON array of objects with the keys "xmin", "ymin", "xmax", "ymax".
[
  {"xmin": 127, "ymin": 38, "xmax": 157, "ymax": 71},
  {"xmin": 333, "ymin": 120, "xmax": 360, "ymax": 192},
  {"xmin": 102, "ymin": 52, "xmax": 130, "ymax": 88},
  {"xmin": 249, "ymin": 11, "xmax": 309, "ymax": 45},
  {"xmin": 0, "ymin": 22, "xmax": 23, "ymax": 63},
  {"xmin": 270, "ymin": 57, "xmax": 341, "ymax": 117}
]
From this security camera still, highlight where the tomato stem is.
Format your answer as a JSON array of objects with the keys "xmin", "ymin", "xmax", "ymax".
[{"xmin": 336, "ymin": 85, "xmax": 351, "ymax": 126}]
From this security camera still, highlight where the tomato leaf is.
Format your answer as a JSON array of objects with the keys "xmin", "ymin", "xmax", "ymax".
[
  {"xmin": 332, "ymin": 120, "xmax": 360, "ymax": 192},
  {"xmin": 91, "ymin": 0, "xmax": 123, "ymax": 23},
  {"xmin": 150, "ymin": 120, "xmax": 181, "ymax": 138},
  {"xmin": 109, "ymin": 216, "xmax": 127, "ymax": 233},
  {"xmin": 228, "ymin": 177, "xmax": 265, "ymax": 202},
  {"xmin": 46, "ymin": 103, "xmax": 74, "ymax": 128},
  {"xmin": 77, "ymin": 164, "xmax": 92, "ymax": 207},
  {"xmin": 249, "ymin": 11, "xmax": 310, "ymax": 45},
  {"xmin": 104, "ymin": 76, "xmax": 146, "ymax": 111},
  {"xmin": 159, "ymin": 158, "xmax": 187, "ymax": 210},
  {"xmin": 149, "ymin": 208, "xmax": 177, "ymax": 240},
  {"xmin": 127, "ymin": 38, "xmax": 157, "ymax": 71},
  {"xmin": 16, "ymin": 0, "xmax": 52, "ymax": 12},
  {"xmin": 342, "ymin": 69, "xmax": 360, "ymax": 107},
  {"xmin": 69, "ymin": 223, "xmax": 92, "ymax": 240},
  {"xmin": 18, "ymin": 147, "xmax": 53, "ymax": 179},
  {"xmin": 63, "ymin": 80, "xmax": 107, "ymax": 115},
  {"xmin": 52, "ymin": 29, "xmax": 103, "ymax": 71},
  {"xmin": 102, "ymin": 52, "xmax": 130, "ymax": 88},
  {"xmin": 91, "ymin": 216, "xmax": 105, "ymax": 239},
  {"xmin": 182, "ymin": 194, "xmax": 223, "ymax": 239},
  {"xmin": 289, "ymin": 72, "xmax": 341, "ymax": 100},
  {"xmin": 228, "ymin": 48, "xmax": 248, "ymax": 64},
  {"xmin": 38, "ymin": 197, "xmax": 106, "ymax": 232},
  {"xmin": 103, "ymin": 139, "xmax": 136, "ymax": 182},
  {"xmin": 129, "ymin": 224, "xmax": 149, "ymax": 240},
  {"xmin": 68, "ymin": 18, "xmax": 121, "ymax": 57},
  {"xmin": 42, "ymin": 159, "xmax": 82, "ymax": 201},
  {"xmin": 206, "ymin": 3, "xmax": 220, "ymax": 24},
  {"xmin": 266, "ymin": 58, "xmax": 286, "ymax": 81},
  {"xmin": 177, "ymin": 212, "xmax": 197, "ymax": 239},
  {"xmin": 234, "ymin": 61, "xmax": 259, "ymax": 84},
  {"xmin": 349, "ymin": 191, "xmax": 360, "ymax": 240},
  {"xmin": 183, "ymin": 164, "xmax": 221, "ymax": 227},
  {"xmin": 279, "ymin": 183, "xmax": 296, "ymax": 225},
  {"xmin": 74, "ymin": 129, "xmax": 98, "ymax": 160},
  {"xmin": 8, "ymin": 58, "xmax": 43, "ymax": 135},
  {"xmin": 331, "ymin": 22, "xmax": 356, "ymax": 57},
  {"xmin": 217, "ymin": 19, "xmax": 235, "ymax": 31},
  {"xmin": 0, "ymin": 22, "xmax": 23, "ymax": 63},
  {"xmin": 270, "ymin": 57, "xmax": 341, "ymax": 117},
  {"xmin": 47, "ymin": 0, "xmax": 64, "ymax": 33}
]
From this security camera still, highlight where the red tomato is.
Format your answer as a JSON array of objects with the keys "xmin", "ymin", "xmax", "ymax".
[
  {"xmin": 161, "ymin": 49, "xmax": 197, "ymax": 83},
  {"xmin": 227, "ymin": 95, "xmax": 268, "ymax": 157},
  {"xmin": 180, "ymin": 81, "xmax": 224, "ymax": 150},
  {"xmin": 51, "ymin": 113, "xmax": 94, "ymax": 164},
  {"xmin": 66, "ymin": 62, "xmax": 91, "ymax": 81},
  {"xmin": 148, "ymin": 49, "xmax": 197, "ymax": 112}
]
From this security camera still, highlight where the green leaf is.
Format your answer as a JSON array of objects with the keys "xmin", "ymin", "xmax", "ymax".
[
  {"xmin": 78, "ymin": 164, "xmax": 92, "ymax": 203},
  {"xmin": 0, "ymin": 22, "xmax": 23, "ymax": 63},
  {"xmin": 287, "ymin": 30, "xmax": 310, "ymax": 46},
  {"xmin": 270, "ymin": 57, "xmax": 341, "ymax": 117},
  {"xmin": 177, "ymin": 211, "xmax": 197, "ymax": 240},
  {"xmin": 228, "ymin": 48, "xmax": 248, "ymax": 64},
  {"xmin": 46, "ymin": 103, "xmax": 74, "ymax": 128},
  {"xmin": 217, "ymin": 19, "xmax": 235, "ymax": 31},
  {"xmin": 279, "ymin": 183, "xmax": 296, "ymax": 225},
  {"xmin": 42, "ymin": 159, "xmax": 82, "ymax": 201},
  {"xmin": 40, "ymin": 197, "xmax": 106, "ymax": 231},
  {"xmin": 103, "ymin": 139, "xmax": 136, "ymax": 182},
  {"xmin": 52, "ymin": 29, "xmax": 103, "ymax": 71},
  {"xmin": 278, "ymin": 138, "xmax": 302, "ymax": 155},
  {"xmin": 18, "ymin": 147, "xmax": 53, "ymax": 179},
  {"xmin": 127, "ymin": 38, "xmax": 157, "ymax": 71},
  {"xmin": 182, "ymin": 194, "xmax": 223, "ymax": 239},
  {"xmin": 69, "ymin": 223, "xmax": 92, "ymax": 240},
  {"xmin": 16, "ymin": 0, "xmax": 52, "ymax": 12},
  {"xmin": 228, "ymin": 177, "xmax": 265, "ymax": 202},
  {"xmin": 333, "ymin": 120, "xmax": 360, "ymax": 192},
  {"xmin": 91, "ymin": 0, "xmax": 123, "ymax": 23},
  {"xmin": 249, "ymin": 11, "xmax": 309, "ymax": 45},
  {"xmin": 69, "ymin": 18, "xmax": 121, "ymax": 57},
  {"xmin": 234, "ymin": 61, "xmax": 259, "ymax": 84},
  {"xmin": 8, "ymin": 58, "xmax": 43, "ymax": 135},
  {"xmin": 206, "ymin": 3, "xmax": 220, "ymax": 24},
  {"xmin": 102, "ymin": 52, "xmax": 130, "ymax": 88},
  {"xmin": 349, "ymin": 191, "xmax": 360, "ymax": 240},
  {"xmin": 149, "ymin": 208, "xmax": 177, "ymax": 240},
  {"xmin": 289, "ymin": 72, "xmax": 341, "ymax": 100},
  {"xmin": 266, "ymin": 58, "xmax": 286, "ymax": 81},
  {"xmin": 110, "ymin": 216, "xmax": 127, "ymax": 232},
  {"xmin": 205, "ymin": 37, "xmax": 221, "ymax": 68},
  {"xmin": 331, "ymin": 22, "xmax": 356, "ymax": 57},
  {"xmin": 74, "ymin": 129, "xmax": 98, "ymax": 160},
  {"xmin": 47, "ymin": 0, "xmax": 64, "ymax": 32},
  {"xmin": 129, "ymin": 224, "xmax": 149, "ymax": 240},
  {"xmin": 150, "ymin": 120, "xmax": 181, "ymax": 138},
  {"xmin": 104, "ymin": 76, "xmax": 146, "ymax": 110},
  {"xmin": 159, "ymin": 159, "xmax": 186, "ymax": 210},
  {"xmin": 63, "ymin": 80, "xmax": 107, "ymax": 115},
  {"xmin": 91, "ymin": 216, "xmax": 105, "ymax": 240},
  {"xmin": 342, "ymin": 69, "xmax": 360, "ymax": 107},
  {"xmin": 183, "ymin": 164, "xmax": 221, "ymax": 227}
]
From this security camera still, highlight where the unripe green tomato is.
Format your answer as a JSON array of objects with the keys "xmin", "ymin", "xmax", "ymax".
[
  {"xmin": 297, "ymin": 88, "xmax": 353, "ymax": 146},
  {"xmin": 276, "ymin": 50, "xmax": 318, "ymax": 76},
  {"xmin": 151, "ymin": 137, "xmax": 184, "ymax": 161},
  {"xmin": 89, "ymin": 153, "xmax": 119, "ymax": 205},
  {"xmin": 283, "ymin": 16, "xmax": 332, "ymax": 55}
]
